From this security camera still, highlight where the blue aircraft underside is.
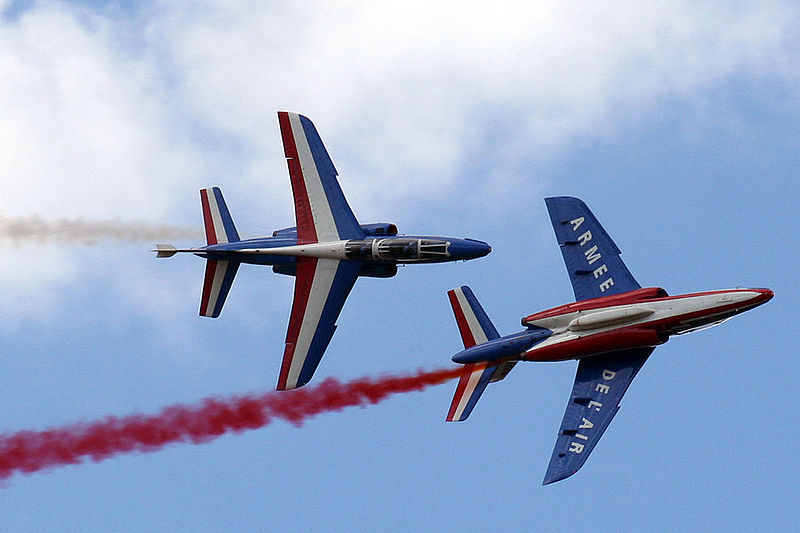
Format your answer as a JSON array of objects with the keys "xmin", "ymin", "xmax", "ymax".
[
  {"xmin": 451, "ymin": 328, "xmax": 551, "ymax": 364},
  {"xmin": 444, "ymin": 196, "xmax": 772, "ymax": 486},
  {"xmin": 199, "ymin": 235, "xmax": 489, "ymax": 266},
  {"xmin": 159, "ymin": 112, "xmax": 492, "ymax": 391}
]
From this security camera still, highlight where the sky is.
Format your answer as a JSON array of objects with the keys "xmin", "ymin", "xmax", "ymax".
[{"xmin": 0, "ymin": 1, "xmax": 798, "ymax": 531}]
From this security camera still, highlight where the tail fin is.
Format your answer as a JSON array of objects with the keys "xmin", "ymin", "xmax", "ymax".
[
  {"xmin": 198, "ymin": 187, "xmax": 240, "ymax": 317},
  {"xmin": 446, "ymin": 286, "xmax": 516, "ymax": 422},
  {"xmin": 199, "ymin": 259, "xmax": 240, "ymax": 318},
  {"xmin": 200, "ymin": 187, "xmax": 240, "ymax": 245},
  {"xmin": 447, "ymin": 286, "xmax": 500, "ymax": 348}
]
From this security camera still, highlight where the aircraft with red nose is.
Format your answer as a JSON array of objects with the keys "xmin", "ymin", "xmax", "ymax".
[{"xmin": 445, "ymin": 196, "xmax": 772, "ymax": 485}]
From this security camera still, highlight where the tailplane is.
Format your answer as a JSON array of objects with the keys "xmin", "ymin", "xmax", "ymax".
[
  {"xmin": 200, "ymin": 187, "xmax": 240, "ymax": 245},
  {"xmin": 446, "ymin": 286, "xmax": 517, "ymax": 422},
  {"xmin": 448, "ymin": 285, "xmax": 500, "ymax": 348},
  {"xmin": 198, "ymin": 187, "xmax": 240, "ymax": 317},
  {"xmin": 199, "ymin": 259, "xmax": 240, "ymax": 318}
]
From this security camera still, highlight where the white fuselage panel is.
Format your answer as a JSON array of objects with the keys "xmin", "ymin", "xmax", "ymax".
[{"xmin": 525, "ymin": 290, "xmax": 764, "ymax": 354}]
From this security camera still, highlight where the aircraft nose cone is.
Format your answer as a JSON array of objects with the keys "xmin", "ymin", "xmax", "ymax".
[
  {"xmin": 736, "ymin": 288, "xmax": 773, "ymax": 310},
  {"xmin": 450, "ymin": 238, "xmax": 491, "ymax": 260},
  {"xmin": 755, "ymin": 288, "xmax": 774, "ymax": 303}
]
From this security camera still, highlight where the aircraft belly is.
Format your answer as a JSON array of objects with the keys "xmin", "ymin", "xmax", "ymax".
[
  {"xmin": 522, "ymin": 291, "xmax": 767, "ymax": 361},
  {"xmin": 237, "ymin": 241, "xmax": 350, "ymax": 259},
  {"xmin": 528, "ymin": 293, "xmax": 759, "ymax": 335},
  {"xmin": 523, "ymin": 327, "xmax": 666, "ymax": 362},
  {"xmin": 239, "ymin": 255, "xmax": 296, "ymax": 266}
]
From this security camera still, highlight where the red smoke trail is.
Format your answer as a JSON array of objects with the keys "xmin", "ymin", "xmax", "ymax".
[{"xmin": 0, "ymin": 367, "xmax": 461, "ymax": 481}]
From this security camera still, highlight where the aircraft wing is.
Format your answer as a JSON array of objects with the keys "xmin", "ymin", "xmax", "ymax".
[
  {"xmin": 277, "ymin": 257, "xmax": 361, "ymax": 390},
  {"xmin": 542, "ymin": 347, "xmax": 654, "ymax": 485},
  {"xmin": 278, "ymin": 112, "xmax": 365, "ymax": 244},
  {"xmin": 545, "ymin": 197, "xmax": 640, "ymax": 302}
]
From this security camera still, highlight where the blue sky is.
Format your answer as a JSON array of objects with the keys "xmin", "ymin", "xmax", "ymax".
[{"xmin": 1, "ymin": 1, "xmax": 798, "ymax": 531}]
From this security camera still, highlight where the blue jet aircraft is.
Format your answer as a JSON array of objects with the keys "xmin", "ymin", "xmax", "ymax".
[
  {"xmin": 157, "ymin": 112, "xmax": 491, "ymax": 390},
  {"xmin": 445, "ymin": 196, "xmax": 772, "ymax": 484}
]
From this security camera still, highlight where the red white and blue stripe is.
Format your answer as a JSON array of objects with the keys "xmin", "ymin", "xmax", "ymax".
[
  {"xmin": 198, "ymin": 187, "xmax": 241, "ymax": 318},
  {"xmin": 199, "ymin": 259, "xmax": 240, "ymax": 318},
  {"xmin": 278, "ymin": 258, "xmax": 361, "ymax": 390},
  {"xmin": 275, "ymin": 112, "xmax": 365, "ymax": 390},
  {"xmin": 278, "ymin": 112, "xmax": 363, "ymax": 244},
  {"xmin": 446, "ymin": 286, "xmax": 502, "ymax": 421},
  {"xmin": 447, "ymin": 362, "xmax": 499, "ymax": 422},
  {"xmin": 200, "ymin": 187, "xmax": 240, "ymax": 245}
]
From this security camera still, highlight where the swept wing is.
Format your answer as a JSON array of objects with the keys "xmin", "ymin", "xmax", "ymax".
[
  {"xmin": 278, "ymin": 111, "xmax": 364, "ymax": 243},
  {"xmin": 274, "ymin": 112, "xmax": 368, "ymax": 389},
  {"xmin": 278, "ymin": 258, "xmax": 361, "ymax": 390},
  {"xmin": 545, "ymin": 196, "xmax": 640, "ymax": 302},
  {"xmin": 543, "ymin": 347, "xmax": 654, "ymax": 484}
]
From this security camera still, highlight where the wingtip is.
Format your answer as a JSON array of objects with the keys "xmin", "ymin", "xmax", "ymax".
[
  {"xmin": 277, "ymin": 110, "xmax": 308, "ymax": 121},
  {"xmin": 542, "ymin": 471, "xmax": 570, "ymax": 486},
  {"xmin": 542, "ymin": 467, "xmax": 578, "ymax": 486},
  {"xmin": 277, "ymin": 378, "xmax": 310, "ymax": 392}
]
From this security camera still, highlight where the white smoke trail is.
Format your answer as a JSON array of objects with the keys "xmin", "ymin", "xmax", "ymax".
[{"xmin": 0, "ymin": 213, "xmax": 201, "ymax": 244}]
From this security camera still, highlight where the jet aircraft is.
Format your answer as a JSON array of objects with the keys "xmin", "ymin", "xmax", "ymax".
[
  {"xmin": 157, "ymin": 112, "xmax": 491, "ymax": 390},
  {"xmin": 445, "ymin": 196, "xmax": 772, "ymax": 484}
]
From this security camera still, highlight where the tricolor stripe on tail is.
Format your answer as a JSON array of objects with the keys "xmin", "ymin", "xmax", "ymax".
[
  {"xmin": 448, "ymin": 286, "xmax": 499, "ymax": 348},
  {"xmin": 198, "ymin": 187, "xmax": 241, "ymax": 318},
  {"xmin": 200, "ymin": 187, "xmax": 240, "ymax": 245},
  {"xmin": 445, "ymin": 286, "xmax": 507, "ymax": 421}
]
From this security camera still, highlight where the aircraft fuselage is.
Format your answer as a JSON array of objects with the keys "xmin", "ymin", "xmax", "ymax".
[
  {"xmin": 451, "ymin": 287, "xmax": 773, "ymax": 364},
  {"xmin": 197, "ymin": 233, "xmax": 491, "ymax": 266}
]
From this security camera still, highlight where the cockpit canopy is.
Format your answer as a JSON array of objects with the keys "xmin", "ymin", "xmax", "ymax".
[
  {"xmin": 360, "ymin": 223, "xmax": 398, "ymax": 237},
  {"xmin": 344, "ymin": 238, "xmax": 450, "ymax": 262}
]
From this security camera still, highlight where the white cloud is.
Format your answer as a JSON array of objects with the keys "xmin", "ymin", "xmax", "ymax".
[
  {"xmin": 0, "ymin": 0, "xmax": 797, "ymax": 318},
  {"xmin": 0, "ymin": 1, "xmax": 204, "ymax": 221},
  {"xmin": 143, "ymin": 1, "xmax": 798, "ymax": 210}
]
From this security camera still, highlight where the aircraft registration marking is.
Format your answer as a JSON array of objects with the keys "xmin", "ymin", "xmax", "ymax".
[
  {"xmin": 568, "ymin": 368, "xmax": 615, "ymax": 454},
  {"xmin": 569, "ymin": 217, "xmax": 614, "ymax": 293}
]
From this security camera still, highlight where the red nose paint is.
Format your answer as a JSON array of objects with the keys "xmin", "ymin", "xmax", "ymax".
[{"xmin": 0, "ymin": 368, "xmax": 461, "ymax": 481}]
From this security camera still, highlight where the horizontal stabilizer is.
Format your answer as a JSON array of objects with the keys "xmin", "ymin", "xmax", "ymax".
[
  {"xmin": 446, "ymin": 362, "xmax": 517, "ymax": 421},
  {"xmin": 448, "ymin": 286, "xmax": 499, "ymax": 348},
  {"xmin": 199, "ymin": 259, "xmax": 240, "ymax": 318},
  {"xmin": 446, "ymin": 286, "xmax": 510, "ymax": 421},
  {"xmin": 446, "ymin": 363, "xmax": 494, "ymax": 421},
  {"xmin": 200, "ymin": 187, "xmax": 240, "ymax": 245}
]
